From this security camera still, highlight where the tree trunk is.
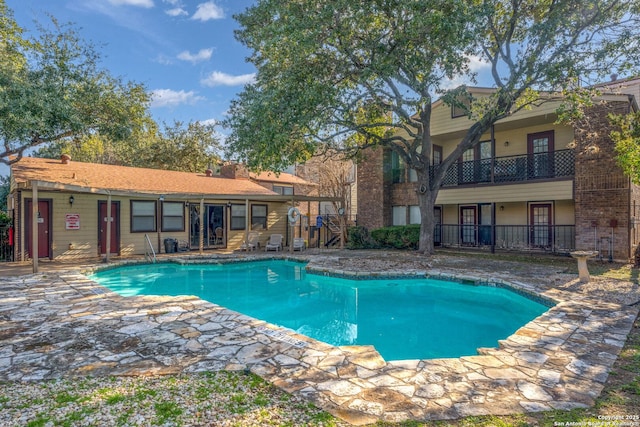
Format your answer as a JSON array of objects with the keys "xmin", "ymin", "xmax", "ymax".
[{"xmin": 418, "ymin": 184, "xmax": 438, "ymax": 254}]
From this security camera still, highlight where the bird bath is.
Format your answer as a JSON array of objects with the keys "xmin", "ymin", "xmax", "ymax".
[{"xmin": 570, "ymin": 251, "xmax": 599, "ymax": 283}]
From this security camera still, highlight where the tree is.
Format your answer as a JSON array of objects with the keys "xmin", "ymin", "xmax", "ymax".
[
  {"xmin": 0, "ymin": 0, "xmax": 151, "ymax": 165},
  {"xmin": 0, "ymin": 174, "xmax": 9, "ymax": 213},
  {"xmin": 37, "ymin": 120, "xmax": 222, "ymax": 172},
  {"xmin": 225, "ymin": 0, "xmax": 639, "ymax": 254},
  {"xmin": 144, "ymin": 121, "xmax": 222, "ymax": 172},
  {"xmin": 298, "ymin": 151, "xmax": 355, "ymax": 244},
  {"xmin": 36, "ymin": 114, "xmax": 159, "ymax": 166},
  {"xmin": 612, "ymin": 110, "xmax": 640, "ymax": 184}
]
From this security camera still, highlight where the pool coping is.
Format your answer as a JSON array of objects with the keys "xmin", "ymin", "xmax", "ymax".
[{"xmin": 2, "ymin": 254, "xmax": 638, "ymax": 424}]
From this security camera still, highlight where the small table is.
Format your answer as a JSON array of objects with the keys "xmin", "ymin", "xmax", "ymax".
[{"xmin": 570, "ymin": 251, "xmax": 599, "ymax": 283}]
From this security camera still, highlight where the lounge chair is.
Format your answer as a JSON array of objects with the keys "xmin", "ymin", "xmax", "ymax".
[
  {"xmin": 292, "ymin": 237, "xmax": 306, "ymax": 251},
  {"xmin": 265, "ymin": 234, "xmax": 283, "ymax": 251},
  {"xmin": 240, "ymin": 231, "xmax": 260, "ymax": 251}
]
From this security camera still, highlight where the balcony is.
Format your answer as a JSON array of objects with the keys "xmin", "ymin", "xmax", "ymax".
[{"xmin": 432, "ymin": 149, "xmax": 574, "ymax": 187}]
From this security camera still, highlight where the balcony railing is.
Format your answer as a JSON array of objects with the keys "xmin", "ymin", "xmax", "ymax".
[
  {"xmin": 435, "ymin": 224, "xmax": 575, "ymax": 254},
  {"xmin": 431, "ymin": 149, "xmax": 574, "ymax": 187}
]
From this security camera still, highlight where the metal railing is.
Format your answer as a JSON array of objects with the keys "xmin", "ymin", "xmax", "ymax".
[
  {"xmin": 144, "ymin": 234, "xmax": 156, "ymax": 263},
  {"xmin": 433, "ymin": 149, "xmax": 575, "ymax": 187},
  {"xmin": 436, "ymin": 224, "xmax": 575, "ymax": 254}
]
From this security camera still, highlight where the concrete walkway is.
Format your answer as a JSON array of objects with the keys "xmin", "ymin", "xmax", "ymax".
[{"xmin": 1, "ymin": 252, "xmax": 638, "ymax": 424}]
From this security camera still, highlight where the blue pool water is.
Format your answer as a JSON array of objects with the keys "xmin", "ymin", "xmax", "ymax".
[{"xmin": 89, "ymin": 260, "xmax": 550, "ymax": 361}]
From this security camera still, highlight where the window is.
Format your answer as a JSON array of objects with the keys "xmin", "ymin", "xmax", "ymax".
[
  {"xmin": 273, "ymin": 185, "xmax": 294, "ymax": 195},
  {"xmin": 409, "ymin": 206, "xmax": 421, "ymax": 224},
  {"xmin": 391, "ymin": 151, "xmax": 405, "ymax": 183},
  {"xmin": 230, "ymin": 204, "xmax": 246, "ymax": 230},
  {"xmin": 162, "ymin": 202, "xmax": 184, "ymax": 231},
  {"xmin": 433, "ymin": 145, "xmax": 443, "ymax": 165},
  {"xmin": 251, "ymin": 204, "xmax": 268, "ymax": 230},
  {"xmin": 408, "ymin": 169, "xmax": 418, "ymax": 182},
  {"xmin": 131, "ymin": 200, "xmax": 156, "ymax": 232},
  {"xmin": 451, "ymin": 92, "xmax": 472, "ymax": 118},
  {"xmin": 392, "ymin": 206, "xmax": 407, "ymax": 226}
]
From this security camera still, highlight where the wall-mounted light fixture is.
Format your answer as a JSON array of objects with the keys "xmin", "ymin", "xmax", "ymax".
[
  {"xmin": 69, "ymin": 195, "xmax": 75, "ymax": 206},
  {"xmin": 504, "ymin": 141, "xmax": 510, "ymax": 147},
  {"xmin": 159, "ymin": 195, "xmax": 165, "ymax": 202},
  {"xmin": 226, "ymin": 202, "xmax": 232, "ymax": 208},
  {"xmin": 500, "ymin": 205, "xmax": 505, "ymax": 211}
]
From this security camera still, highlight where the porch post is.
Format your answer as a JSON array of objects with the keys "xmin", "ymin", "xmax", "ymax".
[
  {"xmin": 105, "ymin": 193, "xmax": 112, "ymax": 263},
  {"xmin": 290, "ymin": 196, "xmax": 294, "ymax": 253},
  {"xmin": 199, "ymin": 198, "xmax": 204, "ymax": 254},
  {"xmin": 31, "ymin": 181, "xmax": 38, "ymax": 273},
  {"xmin": 491, "ymin": 202, "xmax": 496, "ymax": 254},
  {"xmin": 307, "ymin": 201, "xmax": 311, "ymax": 245},
  {"xmin": 20, "ymin": 191, "xmax": 25, "ymax": 262},
  {"xmin": 245, "ymin": 199, "xmax": 250, "ymax": 245}
]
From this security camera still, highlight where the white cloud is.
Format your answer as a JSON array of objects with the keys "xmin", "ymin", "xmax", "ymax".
[
  {"xmin": 151, "ymin": 89, "xmax": 205, "ymax": 107},
  {"xmin": 108, "ymin": 0, "xmax": 154, "ymax": 8},
  {"xmin": 467, "ymin": 55, "xmax": 491, "ymax": 72},
  {"xmin": 165, "ymin": 7, "xmax": 188, "ymax": 16},
  {"xmin": 192, "ymin": 1, "xmax": 224, "ymax": 21},
  {"xmin": 201, "ymin": 71, "xmax": 256, "ymax": 87},
  {"xmin": 177, "ymin": 48, "xmax": 213, "ymax": 64},
  {"xmin": 162, "ymin": 0, "xmax": 181, "ymax": 5},
  {"xmin": 200, "ymin": 118, "xmax": 218, "ymax": 126},
  {"xmin": 440, "ymin": 55, "xmax": 491, "ymax": 90},
  {"xmin": 153, "ymin": 54, "xmax": 174, "ymax": 65}
]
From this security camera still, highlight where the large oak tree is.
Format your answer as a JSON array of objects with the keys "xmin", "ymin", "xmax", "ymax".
[
  {"xmin": 0, "ymin": 0, "xmax": 150, "ymax": 165},
  {"xmin": 225, "ymin": 0, "xmax": 639, "ymax": 254}
]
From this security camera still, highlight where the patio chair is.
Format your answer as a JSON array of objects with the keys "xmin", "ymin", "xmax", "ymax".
[
  {"xmin": 265, "ymin": 234, "xmax": 283, "ymax": 252},
  {"xmin": 240, "ymin": 231, "xmax": 260, "ymax": 251},
  {"xmin": 292, "ymin": 237, "xmax": 306, "ymax": 251},
  {"xmin": 214, "ymin": 227, "xmax": 224, "ymax": 245}
]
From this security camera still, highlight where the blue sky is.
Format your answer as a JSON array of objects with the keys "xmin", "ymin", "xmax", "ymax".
[{"xmin": 7, "ymin": 0, "xmax": 257, "ymax": 126}]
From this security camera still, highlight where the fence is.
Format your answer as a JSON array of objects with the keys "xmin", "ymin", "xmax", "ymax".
[{"xmin": 438, "ymin": 224, "xmax": 575, "ymax": 254}]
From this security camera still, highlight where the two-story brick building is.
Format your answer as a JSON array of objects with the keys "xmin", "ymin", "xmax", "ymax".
[{"xmin": 357, "ymin": 79, "xmax": 640, "ymax": 261}]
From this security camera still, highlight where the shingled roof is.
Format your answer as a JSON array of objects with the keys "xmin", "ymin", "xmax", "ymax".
[
  {"xmin": 12, "ymin": 157, "xmax": 278, "ymax": 197},
  {"xmin": 249, "ymin": 170, "xmax": 316, "ymax": 186}
]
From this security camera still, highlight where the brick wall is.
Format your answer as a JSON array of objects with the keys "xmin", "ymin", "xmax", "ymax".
[
  {"xmin": 574, "ymin": 101, "xmax": 634, "ymax": 260},
  {"xmin": 356, "ymin": 146, "xmax": 389, "ymax": 229}
]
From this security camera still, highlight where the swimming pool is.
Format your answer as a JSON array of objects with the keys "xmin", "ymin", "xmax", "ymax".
[{"xmin": 89, "ymin": 260, "xmax": 550, "ymax": 361}]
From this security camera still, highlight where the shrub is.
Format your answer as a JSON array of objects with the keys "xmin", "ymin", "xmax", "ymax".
[
  {"xmin": 346, "ymin": 226, "xmax": 379, "ymax": 249},
  {"xmin": 370, "ymin": 224, "xmax": 420, "ymax": 249}
]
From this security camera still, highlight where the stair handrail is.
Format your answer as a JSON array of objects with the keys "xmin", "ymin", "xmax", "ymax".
[{"xmin": 144, "ymin": 234, "xmax": 156, "ymax": 263}]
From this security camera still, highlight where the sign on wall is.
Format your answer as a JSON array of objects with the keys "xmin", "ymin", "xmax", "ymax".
[{"xmin": 65, "ymin": 213, "xmax": 80, "ymax": 230}]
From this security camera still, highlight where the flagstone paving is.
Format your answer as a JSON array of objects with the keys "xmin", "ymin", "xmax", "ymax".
[{"xmin": 1, "ymin": 252, "xmax": 638, "ymax": 425}]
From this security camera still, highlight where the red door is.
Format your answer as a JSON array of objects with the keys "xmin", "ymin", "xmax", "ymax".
[
  {"xmin": 25, "ymin": 199, "xmax": 51, "ymax": 259},
  {"xmin": 98, "ymin": 201, "xmax": 120, "ymax": 255}
]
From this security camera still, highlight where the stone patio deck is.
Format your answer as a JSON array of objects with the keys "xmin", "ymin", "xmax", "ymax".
[{"xmin": 1, "ymin": 251, "xmax": 638, "ymax": 425}]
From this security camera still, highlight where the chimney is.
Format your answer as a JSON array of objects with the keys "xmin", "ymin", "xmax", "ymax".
[
  {"xmin": 220, "ymin": 163, "xmax": 250, "ymax": 179},
  {"xmin": 61, "ymin": 154, "xmax": 72, "ymax": 164}
]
